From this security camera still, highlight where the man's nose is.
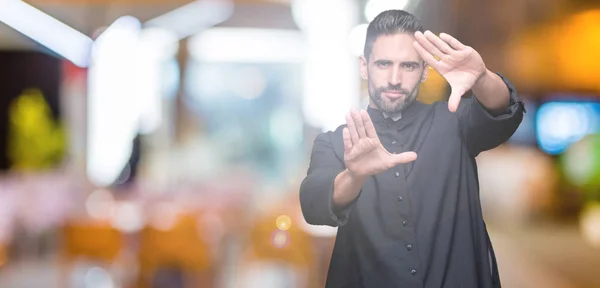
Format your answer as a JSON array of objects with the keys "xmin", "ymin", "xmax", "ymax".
[{"xmin": 389, "ymin": 66, "xmax": 402, "ymax": 85}]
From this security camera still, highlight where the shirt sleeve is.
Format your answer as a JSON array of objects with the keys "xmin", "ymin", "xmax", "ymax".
[
  {"xmin": 299, "ymin": 131, "xmax": 356, "ymax": 227},
  {"xmin": 458, "ymin": 73, "xmax": 526, "ymax": 157}
]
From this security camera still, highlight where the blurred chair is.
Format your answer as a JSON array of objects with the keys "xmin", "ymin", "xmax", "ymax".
[
  {"xmin": 136, "ymin": 211, "xmax": 214, "ymax": 288},
  {"xmin": 59, "ymin": 220, "xmax": 124, "ymax": 287},
  {"xmin": 238, "ymin": 198, "xmax": 318, "ymax": 288}
]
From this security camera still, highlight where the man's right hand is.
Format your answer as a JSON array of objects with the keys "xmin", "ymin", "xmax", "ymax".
[{"xmin": 343, "ymin": 109, "xmax": 418, "ymax": 179}]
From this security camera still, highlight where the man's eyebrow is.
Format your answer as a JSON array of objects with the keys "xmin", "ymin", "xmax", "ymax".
[
  {"xmin": 400, "ymin": 61, "xmax": 421, "ymax": 66},
  {"xmin": 373, "ymin": 60, "xmax": 422, "ymax": 66},
  {"xmin": 373, "ymin": 59, "xmax": 393, "ymax": 65}
]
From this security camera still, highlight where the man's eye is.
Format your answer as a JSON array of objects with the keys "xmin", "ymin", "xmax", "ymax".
[
  {"xmin": 377, "ymin": 62, "xmax": 390, "ymax": 68},
  {"xmin": 403, "ymin": 63, "xmax": 419, "ymax": 71}
]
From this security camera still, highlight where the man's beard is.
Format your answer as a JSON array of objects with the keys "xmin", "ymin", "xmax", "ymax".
[{"xmin": 369, "ymin": 82, "xmax": 420, "ymax": 114}]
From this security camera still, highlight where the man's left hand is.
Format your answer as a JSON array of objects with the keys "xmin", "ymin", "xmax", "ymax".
[{"xmin": 413, "ymin": 30, "xmax": 487, "ymax": 112}]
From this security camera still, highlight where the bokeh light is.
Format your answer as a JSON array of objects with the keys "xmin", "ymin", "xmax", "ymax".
[
  {"xmin": 275, "ymin": 215, "xmax": 292, "ymax": 231},
  {"xmin": 271, "ymin": 230, "xmax": 290, "ymax": 249}
]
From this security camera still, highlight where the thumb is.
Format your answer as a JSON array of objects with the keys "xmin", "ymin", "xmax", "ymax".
[
  {"xmin": 447, "ymin": 86, "xmax": 465, "ymax": 113},
  {"xmin": 391, "ymin": 151, "xmax": 418, "ymax": 165}
]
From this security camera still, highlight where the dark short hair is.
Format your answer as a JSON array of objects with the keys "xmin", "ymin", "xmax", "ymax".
[{"xmin": 364, "ymin": 10, "xmax": 424, "ymax": 59}]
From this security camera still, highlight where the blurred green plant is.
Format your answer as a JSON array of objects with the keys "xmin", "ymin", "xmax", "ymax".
[
  {"xmin": 560, "ymin": 133, "xmax": 600, "ymax": 201},
  {"xmin": 7, "ymin": 88, "xmax": 66, "ymax": 171}
]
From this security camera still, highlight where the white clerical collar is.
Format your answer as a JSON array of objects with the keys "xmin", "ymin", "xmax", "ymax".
[{"xmin": 382, "ymin": 112, "xmax": 402, "ymax": 121}]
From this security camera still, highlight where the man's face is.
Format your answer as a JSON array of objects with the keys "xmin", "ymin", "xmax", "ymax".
[{"xmin": 360, "ymin": 32, "xmax": 428, "ymax": 114}]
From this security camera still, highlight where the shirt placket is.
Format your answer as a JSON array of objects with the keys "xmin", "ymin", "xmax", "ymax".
[{"xmin": 384, "ymin": 122, "xmax": 421, "ymax": 279}]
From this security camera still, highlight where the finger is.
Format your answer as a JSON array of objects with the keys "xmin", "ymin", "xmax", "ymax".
[
  {"xmin": 414, "ymin": 31, "xmax": 445, "ymax": 59},
  {"xmin": 342, "ymin": 127, "xmax": 353, "ymax": 152},
  {"xmin": 345, "ymin": 113, "xmax": 359, "ymax": 145},
  {"xmin": 351, "ymin": 109, "xmax": 367, "ymax": 139},
  {"xmin": 413, "ymin": 41, "xmax": 441, "ymax": 70},
  {"xmin": 447, "ymin": 87, "xmax": 465, "ymax": 113},
  {"xmin": 391, "ymin": 151, "xmax": 418, "ymax": 166},
  {"xmin": 439, "ymin": 33, "xmax": 467, "ymax": 50},
  {"xmin": 423, "ymin": 30, "xmax": 453, "ymax": 54},
  {"xmin": 360, "ymin": 110, "xmax": 377, "ymax": 138}
]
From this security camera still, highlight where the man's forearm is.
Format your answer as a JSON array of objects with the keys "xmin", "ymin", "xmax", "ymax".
[
  {"xmin": 471, "ymin": 69, "xmax": 510, "ymax": 116},
  {"xmin": 332, "ymin": 169, "xmax": 366, "ymax": 209}
]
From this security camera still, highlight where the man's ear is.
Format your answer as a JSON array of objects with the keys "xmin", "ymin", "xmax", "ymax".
[
  {"xmin": 359, "ymin": 56, "xmax": 368, "ymax": 80},
  {"xmin": 421, "ymin": 64, "xmax": 429, "ymax": 83}
]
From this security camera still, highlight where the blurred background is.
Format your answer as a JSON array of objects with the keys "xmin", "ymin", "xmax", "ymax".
[{"xmin": 0, "ymin": 0, "xmax": 599, "ymax": 287}]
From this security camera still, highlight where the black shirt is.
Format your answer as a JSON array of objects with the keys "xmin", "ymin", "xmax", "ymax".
[{"xmin": 299, "ymin": 74, "xmax": 525, "ymax": 288}]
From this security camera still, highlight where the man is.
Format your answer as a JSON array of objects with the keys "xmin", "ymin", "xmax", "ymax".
[{"xmin": 299, "ymin": 10, "xmax": 525, "ymax": 288}]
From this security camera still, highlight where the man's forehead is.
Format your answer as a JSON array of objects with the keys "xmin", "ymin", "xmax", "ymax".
[{"xmin": 370, "ymin": 33, "xmax": 421, "ymax": 62}]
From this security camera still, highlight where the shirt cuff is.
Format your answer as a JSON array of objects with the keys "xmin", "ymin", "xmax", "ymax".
[
  {"xmin": 473, "ymin": 72, "xmax": 526, "ymax": 119},
  {"xmin": 327, "ymin": 170, "xmax": 356, "ymax": 227}
]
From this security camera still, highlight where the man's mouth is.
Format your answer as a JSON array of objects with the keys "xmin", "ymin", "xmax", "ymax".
[{"xmin": 382, "ymin": 91, "xmax": 405, "ymax": 99}]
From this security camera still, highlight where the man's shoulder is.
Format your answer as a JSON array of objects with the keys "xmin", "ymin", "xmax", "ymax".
[
  {"xmin": 318, "ymin": 124, "xmax": 346, "ymax": 136},
  {"xmin": 312, "ymin": 125, "xmax": 346, "ymax": 149},
  {"xmin": 426, "ymin": 99, "xmax": 471, "ymax": 118},
  {"xmin": 313, "ymin": 125, "xmax": 345, "ymax": 144},
  {"xmin": 412, "ymin": 101, "xmax": 463, "ymax": 131},
  {"xmin": 429, "ymin": 100, "xmax": 452, "ymax": 110},
  {"xmin": 429, "ymin": 97, "xmax": 477, "ymax": 111}
]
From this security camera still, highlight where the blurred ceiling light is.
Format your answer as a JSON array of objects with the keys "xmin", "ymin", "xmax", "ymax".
[
  {"xmin": 292, "ymin": 0, "xmax": 354, "ymax": 32},
  {"xmin": 0, "ymin": 0, "xmax": 93, "ymax": 67},
  {"xmin": 137, "ymin": 27, "xmax": 179, "ymax": 61},
  {"xmin": 87, "ymin": 16, "xmax": 142, "ymax": 187},
  {"xmin": 188, "ymin": 28, "xmax": 304, "ymax": 63},
  {"xmin": 347, "ymin": 23, "xmax": 368, "ymax": 57},
  {"xmin": 145, "ymin": 0, "xmax": 233, "ymax": 40},
  {"xmin": 92, "ymin": 15, "xmax": 142, "ymax": 57},
  {"xmin": 88, "ymin": 16, "xmax": 179, "ymax": 188},
  {"xmin": 291, "ymin": 0, "xmax": 360, "ymax": 131},
  {"xmin": 134, "ymin": 28, "xmax": 179, "ymax": 135},
  {"xmin": 364, "ymin": 0, "xmax": 410, "ymax": 22}
]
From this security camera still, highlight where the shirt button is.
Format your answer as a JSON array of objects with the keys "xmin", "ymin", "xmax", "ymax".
[
  {"xmin": 397, "ymin": 196, "xmax": 404, "ymax": 202},
  {"xmin": 395, "ymin": 172, "xmax": 400, "ymax": 177},
  {"xmin": 391, "ymin": 139, "xmax": 397, "ymax": 144},
  {"xmin": 411, "ymin": 269, "xmax": 417, "ymax": 276},
  {"xmin": 406, "ymin": 244, "xmax": 413, "ymax": 251},
  {"xmin": 402, "ymin": 220, "xmax": 409, "ymax": 226}
]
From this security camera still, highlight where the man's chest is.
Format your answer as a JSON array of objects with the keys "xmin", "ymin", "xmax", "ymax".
[{"xmin": 374, "ymin": 117, "xmax": 463, "ymax": 160}]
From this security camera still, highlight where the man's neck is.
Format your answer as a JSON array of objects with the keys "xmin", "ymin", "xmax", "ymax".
[{"xmin": 368, "ymin": 103, "xmax": 403, "ymax": 121}]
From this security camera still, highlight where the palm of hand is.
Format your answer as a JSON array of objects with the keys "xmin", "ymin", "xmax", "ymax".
[
  {"xmin": 437, "ymin": 48, "xmax": 486, "ymax": 98},
  {"xmin": 413, "ymin": 31, "xmax": 487, "ymax": 112},
  {"xmin": 343, "ymin": 110, "xmax": 417, "ymax": 179},
  {"xmin": 344, "ymin": 137, "xmax": 391, "ymax": 176}
]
